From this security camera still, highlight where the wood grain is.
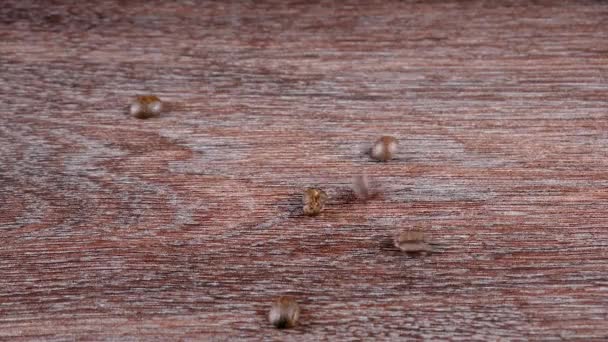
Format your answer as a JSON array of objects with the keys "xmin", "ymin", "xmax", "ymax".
[{"xmin": 1, "ymin": 0, "xmax": 608, "ymax": 340}]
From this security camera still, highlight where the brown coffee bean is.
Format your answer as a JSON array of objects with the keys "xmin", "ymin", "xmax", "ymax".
[
  {"xmin": 394, "ymin": 230, "xmax": 433, "ymax": 253},
  {"xmin": 130, "ymin": 95, "xmax": 163, "ymax": 119},
  {"xmin": 269, "ymin": 296, "xmax": 300, "ymax": 329},
  {"xmin": 303, "ymin": 188, "xmax": 327, "ymax": 216},
  {"xmin": 370, "ymin": 136, "xmax": 397, "ymax": 161}
]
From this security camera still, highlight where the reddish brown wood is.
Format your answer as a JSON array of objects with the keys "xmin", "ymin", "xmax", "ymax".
[{"xmin": 1, "ymin": 0, "xmax": 607, "ymax": 340}]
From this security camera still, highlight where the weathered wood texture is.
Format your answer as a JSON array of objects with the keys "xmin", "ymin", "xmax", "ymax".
[{"xmin": 1, "ymin": 0, "xmax": 607, "ymax": 340}]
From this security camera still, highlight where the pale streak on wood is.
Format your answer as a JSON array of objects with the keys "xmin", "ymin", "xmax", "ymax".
[{"xmin": 1, "ymin": 0, "xmax": 608, "ymax": 340}]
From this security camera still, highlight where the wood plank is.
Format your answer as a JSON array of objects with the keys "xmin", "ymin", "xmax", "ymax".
[{"xmin": 1, "ymin": 0, "xmax": 607, "ymax": 340}]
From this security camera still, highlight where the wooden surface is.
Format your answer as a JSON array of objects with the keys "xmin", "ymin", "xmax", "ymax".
[{"xmin": 1, "ymin": 0, "xmax": 608, "ymax": 340}]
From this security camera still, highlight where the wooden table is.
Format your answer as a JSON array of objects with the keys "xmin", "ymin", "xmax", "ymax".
[{"xmin": 1, "ymin": 1, "xmax": 607, "ymax": 340}]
